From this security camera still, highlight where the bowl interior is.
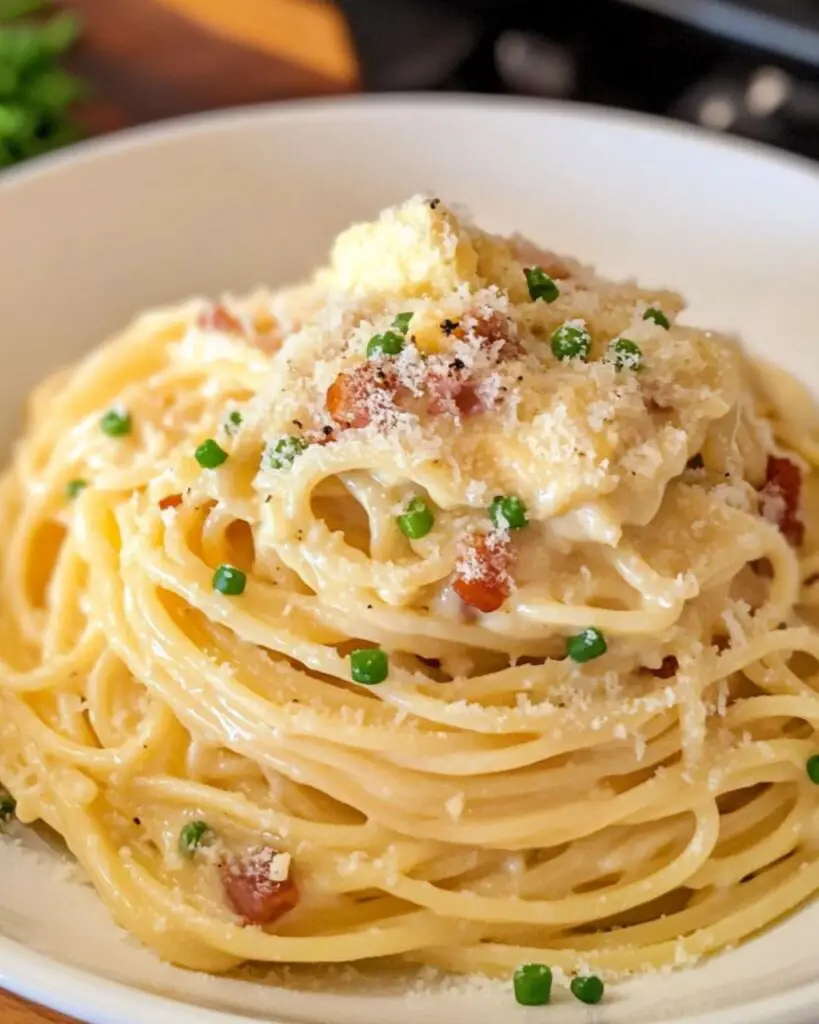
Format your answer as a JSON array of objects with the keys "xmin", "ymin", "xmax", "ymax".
[{"xmin": 2, "ymin": 97, "xmax": 819, "ymax": 1024}]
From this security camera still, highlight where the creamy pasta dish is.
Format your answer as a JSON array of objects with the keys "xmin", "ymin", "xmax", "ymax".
[{"xmin": 2, "ymin": 197, "xmax": 819, "ymax": 1005}]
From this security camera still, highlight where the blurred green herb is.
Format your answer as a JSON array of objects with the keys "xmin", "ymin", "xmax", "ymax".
[
  {"xmin": 0, "ymin": 0, "xmax": 85, "ymax": 168},
  {"xmin": 0, "ymin": 0, "xmax": 48, "ymax": 20}
]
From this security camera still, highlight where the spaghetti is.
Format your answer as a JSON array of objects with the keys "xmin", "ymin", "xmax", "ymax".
[{"xmin": 1, "ymin": 197, "xmax": 819, "ymax": 981}]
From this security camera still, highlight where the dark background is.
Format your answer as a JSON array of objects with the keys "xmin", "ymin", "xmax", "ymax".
[{"xmin": 339, "ymin": 0, "xmax": 819, "ymax": 160}]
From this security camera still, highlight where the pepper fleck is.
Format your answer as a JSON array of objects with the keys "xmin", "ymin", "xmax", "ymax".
[
  {"xmin": 440, "ymin": 319, "xmax": 459, "ymax": 335},
  {"xmin": 0, "ymin": 795, "xmax": 16, "ymax": 823}
]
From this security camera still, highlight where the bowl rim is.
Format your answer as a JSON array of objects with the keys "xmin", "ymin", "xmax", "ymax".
[
  {"xmin": 3, "ymin": 922, "xmax": 819, "ymax": 1024},
  {"xmin": 0, "ymin": 92, "xmax": 817, "ymax": 200}
]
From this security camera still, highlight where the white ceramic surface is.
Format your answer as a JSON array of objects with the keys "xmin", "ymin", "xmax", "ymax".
[{"xmin": 1, "ymin": 96, "xmax": 819, "ymax": 1024}]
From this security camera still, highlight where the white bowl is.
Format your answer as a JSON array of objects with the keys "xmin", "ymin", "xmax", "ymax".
[{"xmin": 2, "ymin": 96, "xmax": 819, "ymax": 1024}]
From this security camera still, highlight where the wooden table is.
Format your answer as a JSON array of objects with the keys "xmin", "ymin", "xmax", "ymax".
[
  {"xmin": 0, "ymin": 993, "xmax": 77, "ymax": 1024},
  {"xmin": 3, "ymin": 4, "xmax": 357, "ymax": 1020},
  {"xmin": 66, "ymin": 0, "xmax": 358, "ymax": 135}
]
